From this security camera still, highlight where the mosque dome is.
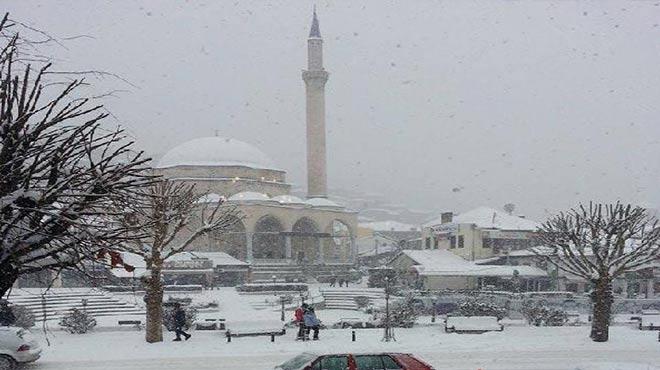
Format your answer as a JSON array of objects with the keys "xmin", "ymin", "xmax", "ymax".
[
  {"xmin": 228, "ymin": 191, "xmax": 272, "ymax": 202},
  {"xmin": 272, "ymin": 195, "xmax": 306, "ymax": 205},
  {"xmin": 157, "ymin": 136, "xmax": 277, "ymax": 170},
  {"xmin": 306, "ymin": 197, "xmax": 343, "ymax": 209}
]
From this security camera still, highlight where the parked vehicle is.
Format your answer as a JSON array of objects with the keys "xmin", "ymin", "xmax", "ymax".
[
  {"xmin": 0, "ymin": 327, "xmax": 41, "ymax": 370},
  {"xmin": 275, "ymin": 352, "xmax": 434, "ymax": 370}
]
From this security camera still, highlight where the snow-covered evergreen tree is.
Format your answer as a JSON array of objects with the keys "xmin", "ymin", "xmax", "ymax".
[{"xmin": 59, "ymin": 308, "xmax": 96, "ymax": 334}]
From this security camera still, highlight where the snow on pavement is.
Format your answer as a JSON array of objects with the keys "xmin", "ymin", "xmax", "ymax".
[{"xmin": 31, "ymin": 326, "xmax": 660, "ymax": 370}]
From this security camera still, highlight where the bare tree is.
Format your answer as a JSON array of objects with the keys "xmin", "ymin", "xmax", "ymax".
[
  {"xmin": 536, "ymin": 202, "xmax": 660, "ymax": 342},
  {"xmin": 119, "ymin": 180, "xmax": 240, "ymax": 343},
  {"xmin": 503, "ymin": 203, "xmax": 516, "ymax": 215},
  {"xmin": 0, "ymin": 14, "xmax": 152, "ymax": 296}
]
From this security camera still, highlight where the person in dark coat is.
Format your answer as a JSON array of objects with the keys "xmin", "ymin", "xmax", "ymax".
[
  {"xmin": 329, "ymin": 275, "xmax": 336, "ymax": 287},
  {"xmin": 0, "ymin": 300, "xmax": 15, "ymax": 327},
  {"xmin": 173, "ymin": 303, "xmax": 191, "ymax": 341},
  {"xmin": 303, "ymin": 307, "xmax": 321, "ymax": 340}
]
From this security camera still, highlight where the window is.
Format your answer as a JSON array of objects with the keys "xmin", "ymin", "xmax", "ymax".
[
  {"xmin": 458, "ymin": 235, "xmax": 464, "ymax": 248},
  {"xmin": 381, "ymin": 355, "xmax": 402, "ymax": 370},
  {"xmin": 355, "ymin": 355, "xmax": 383, "ymax": 369},
  {"xmin": 450, "ymin": 236, "xmax": 456, "ymax": 249},
  {"xmin": 354, "ymin": 355, "xmax": 402, "ymax": 370},
  {"xmin": 425, "ymin": 237, "xmax": 431, "ymax": 249},
  {"xmin": 318, "ymin": 355, "xmax": 349, "ymax": 370}
]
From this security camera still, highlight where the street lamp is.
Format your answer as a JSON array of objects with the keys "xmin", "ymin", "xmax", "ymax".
[
  {"xmin": 272, "ymin": 274, "xmax": 277, "ymax": 286},
  {"xmin": 382, "ymin": 276, "xmax": 395, "ymax": 342}
]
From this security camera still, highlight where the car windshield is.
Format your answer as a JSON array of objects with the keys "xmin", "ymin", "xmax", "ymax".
[
  {"xmin": 0, "ymin": 2, "xmax": 658, "ymax": 370},
  {"xmin": 276, "ymin": 353, "xmax": 317, "ymax": 370}
]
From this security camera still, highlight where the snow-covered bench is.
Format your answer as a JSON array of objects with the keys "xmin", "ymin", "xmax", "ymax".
[
  {"xmin": 194, "ymin": 318, "xmax": 226, "ymax": 331},
  {"xmin": 225, "ymin": 320, "xmax": 286, "ymax": 338},
  {"xmin": 445, "ymin": 316, "xmax": 504, "ymax": 334},
  {"xmin": 638, "ymin": 314, "xmax": 660, "ymax": 330}
]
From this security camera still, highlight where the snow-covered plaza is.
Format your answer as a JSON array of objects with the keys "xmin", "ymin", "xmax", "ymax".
[{"xmin": 31, "ymin": 326, "xmax": 660, "ymax": 370}]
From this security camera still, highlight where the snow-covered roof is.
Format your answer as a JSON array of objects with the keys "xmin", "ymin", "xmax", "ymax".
[
  {"xmin": 360, "ymin": 220, "xmax": 419, "ymax": 232},
  {"xmin": 228, "ymin": 191, "xmax": 272, "ymax": 202},
  {"xmin": 168, "ymin": 251, "xmax": 248, "ymax": 266},
  {"xmin": 306, "ymin": 197, "xmax": 343, "ymax": 208},
  {"xmin": 156, "ymin": 136, "xmax": 278, "ymax": 170},
  {"xmin": 272, "ymin": 194, "xmax": 306, "ymax": 205},
  {"xmin": 397, "ymin": 249, "xmax": 547, "ymax": 277},
  {"xmin": 425, "ymin": 207, "xmax": 540, "ymax": 231}
]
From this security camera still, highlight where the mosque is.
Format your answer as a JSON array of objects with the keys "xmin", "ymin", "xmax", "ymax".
[{"xmin": 153, "ymin": 11, "xmax": 358, "ymax": 274}]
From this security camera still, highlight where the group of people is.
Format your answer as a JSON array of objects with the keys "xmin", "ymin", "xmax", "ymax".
[
  {"xmin": 328, "ymin": 275, "xmax": 349, "ymax": 287},
  {"xmin": 294, "ymin": 303, "xmax": 321, "ymax": 340}
]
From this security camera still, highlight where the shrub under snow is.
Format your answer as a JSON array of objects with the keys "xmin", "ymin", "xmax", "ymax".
[{"xmin": 59, "ymin": 308, "xmax": 97, "ymax": 334}]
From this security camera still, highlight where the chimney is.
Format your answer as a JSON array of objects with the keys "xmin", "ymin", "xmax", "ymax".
[{"xmin": 441, "ymin": 212, "xmax": 453, "ymax": 224}]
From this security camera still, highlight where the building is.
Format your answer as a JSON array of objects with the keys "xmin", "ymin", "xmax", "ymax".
[
  {"xmin": 152, "ymin": 10, "xmax": 357, "ymax": 279},
  {"xmin": 388, "ymin": 249, "xmax": 548, "ymax": 291},
  {"xmin": 421, "ymin": 207, "xmax": 540, "ymax": 261}
]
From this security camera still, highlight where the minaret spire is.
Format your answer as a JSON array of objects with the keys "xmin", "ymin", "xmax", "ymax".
[
  {"xmin": 303, "ymin": 8, "xmax": 329, "ymax": 199},
  {"xmin": 309, "ymin": 6, "xmax": 321, "ymax": 38}
]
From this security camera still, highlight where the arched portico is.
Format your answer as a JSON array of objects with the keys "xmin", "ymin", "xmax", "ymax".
[
  {"xmin": 210, "ymin": 215, "xmax": 247, "ymax": 260},
  {"xmin": 252, "ymin": 215, "xmax": 286, "ymax": 260},
  {"xmin": 323, "ymin": 219, "xmax": 353, "ymax": 263},
  {"xmin": 291, "ymin": 217, "xmax": 321, "ymax": 265}
]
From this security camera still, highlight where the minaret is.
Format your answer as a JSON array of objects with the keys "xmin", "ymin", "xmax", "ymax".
[{"xmin": 303, "ymin": 8, "xmax": 329, "ymax": 199}]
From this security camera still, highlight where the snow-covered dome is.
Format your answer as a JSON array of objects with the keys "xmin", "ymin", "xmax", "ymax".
[
  {"xmin": 196, "ymin": 193, "xmax": 225, "ymax": 204},
  {"xmin": 228, "ymin": 191, "xmax": 271, "ymax": 202},
  {"xmin": 272, "ymin": 195, "xmax": 306, "ymax": 205},
  {"xmin": 306, "ymin": 197, "xmax": 343, "ymax": 208},
  {"xmin": 157, "ymin": 137, "xmax": 276, "ymax": 170}
]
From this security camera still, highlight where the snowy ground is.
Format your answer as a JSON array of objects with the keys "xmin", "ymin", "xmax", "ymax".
[{"xmin": 27, "ymin": 326, "xmax": 660, "ymax": 370}]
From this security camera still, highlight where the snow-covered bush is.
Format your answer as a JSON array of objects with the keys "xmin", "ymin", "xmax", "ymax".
[
  {"xmin": 11, "ymin": 305, "xmax": 35, "ymax": 329},
  {"xmin": 457, "ymin": 297, "xmax": 507, "ymax": 320},
  {"xmin": 163, "ymin": 305, "xmax": 197, "ymax": 331},
  {"xmin": 375, "ymin": 294, "xmax": 419, "ymax": 328},
  {"xmin": 521, "ymin": 301, "xmax": 568, "ymax": 326},
  {"xmin": 354, "ymin": 296, "xmax": 370, "ymax": 309},
  {"xmin": 59, "ymin": 308, "xmax": 97, "ymax": 334}
]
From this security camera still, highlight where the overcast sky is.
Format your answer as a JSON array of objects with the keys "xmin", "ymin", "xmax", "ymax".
[{"xmin": 6, "ymin": 0, "xmax": 660, "ymax": 220}]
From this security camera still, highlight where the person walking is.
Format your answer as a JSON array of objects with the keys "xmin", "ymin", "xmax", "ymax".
[
  {"xmin": 303, "ymin": 307, "xmax": 321, "ymax": 340},
  {"xmin": 294, "ymin": 303, "xmax": 306, "ymax": 340},
  {"xmin": 338, "ymin": 278, "xmax": 344, "ymax": 288},
  {"xmin": 329, "ymin": 275, "xmax": 336, "ymax": 287},
  {"xmin": 172, "ymin": 303, "xmax": 191, "ymax": 341},
  {"xmin": 0, "ymin": 300, "xmax": 15, "ymax": 327}
]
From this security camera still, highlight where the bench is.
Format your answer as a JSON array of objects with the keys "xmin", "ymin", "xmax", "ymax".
[
  {"xmin": 117, "ymin": 320, "xmax": 143, "ymax": 330},
  {"xmin": 445, "ymin": 316, "xmax": 504, "ymax": 334},
  {"xmin": 225, "ymin": 328, "xmax": 286, "ymax": 338},
  {"xmin": 224, "ymin": 319, "xmax": 286, "ymax": 338},
  {"xmin": 638, "ymin": 315, "xmax": 660, "ymax": 331},
  {"xmin": 194, "ymin": 318, "xmax": 226, "ymax": 331}
]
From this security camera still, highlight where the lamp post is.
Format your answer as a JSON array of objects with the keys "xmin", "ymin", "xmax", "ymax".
[
  {"xmin": 272, "ymin": 274, "xmax": 277, "ymax": 286},
  {"xmin": 382, "ymin": 276, "xmax": 395, "ymax": 342},
  {"xmin": 280, "ymin": 296, "xmax": 286, "ymax": 322}
]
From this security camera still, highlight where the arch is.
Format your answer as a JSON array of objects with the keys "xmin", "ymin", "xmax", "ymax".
[
  {"xmin": 210, "ymin": 215, "xmax": 247, "ymax": 260},
  {"xmin": 291, "ymin": 217, "xmax": 321, "ymax": 265},
  {"xmin": 252, "ymin": 215, "xmax": 286, "ymax": 259},
  {"xmin": 323, "ymin": 219, "xmax": 353, "ymax": 263}
]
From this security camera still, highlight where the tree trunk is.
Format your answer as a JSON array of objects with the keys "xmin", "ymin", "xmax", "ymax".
[
  {"xmin": 144, "ymin": 265, "xmax": 164, "ymax": 343},
  {"xmin": 590, "ymin": 277, "xmax": 613, "ymax": 342},
  {"xmin": 0, "ymin": 265, "xmax": 19, "ymax": 298}
]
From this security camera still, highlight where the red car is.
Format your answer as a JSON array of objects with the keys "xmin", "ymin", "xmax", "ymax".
[{"xmin": 275, "ymin": 352, "xmax": 434, "ymax": 370}]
